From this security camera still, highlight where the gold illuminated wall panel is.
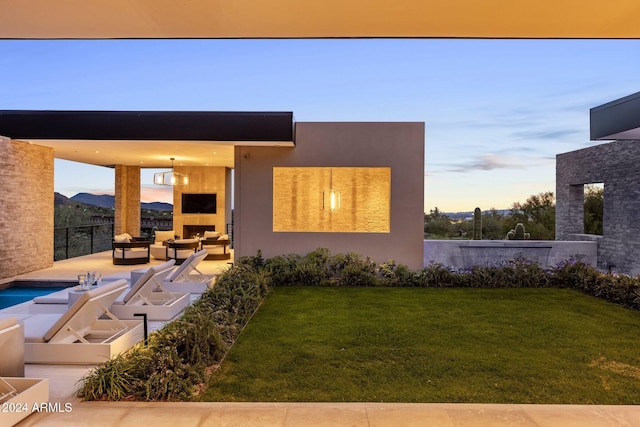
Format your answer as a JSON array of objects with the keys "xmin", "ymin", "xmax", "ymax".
[{"xmin": 273, "ymin": 167, "xmax": 390, "ymax": 232}]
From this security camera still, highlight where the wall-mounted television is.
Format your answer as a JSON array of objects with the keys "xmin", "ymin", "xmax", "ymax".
[{"xmin": 182, "ymin": 193, "xmax": 217, "ymax": 214}]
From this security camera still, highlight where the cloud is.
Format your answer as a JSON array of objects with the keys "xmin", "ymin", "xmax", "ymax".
[
  {"xmin": 512, "ymin": 129, "xmax": 581, "ymax": 140},
  {"xmin": 457, "ymin": 155, "xmax": 513, "ymax": 172},
  {"xmin": 438, "ymin": 154, "xmax": 553, "ymax": 173}
]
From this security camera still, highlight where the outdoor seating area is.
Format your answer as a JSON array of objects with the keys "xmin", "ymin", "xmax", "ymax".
[
  {"xmin": 0, "ymin": 249, "xmax": 230, "ymax": 425},
  {"xmin": 150, "ymin": 230, "xmax": 231, "ymax": 263}
]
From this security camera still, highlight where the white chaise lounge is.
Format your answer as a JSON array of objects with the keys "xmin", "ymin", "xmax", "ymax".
[
  {"xmin": 23, "ymin": 280, "xmax": 144, "ymax": 364},
  {"xmin": 110, "ymin": 260, "xmax": 191, "ymax": 321},
  {"xmin": 0, "ymin": 317, "xmax": 24, "ymax": 377},
  {"xmin": 162, "ymin": 250, "xmax": 218, "ymax": 294},
  {"xmin": 0, "ymin": 318, "xmax": 49, "ymax": 426}
]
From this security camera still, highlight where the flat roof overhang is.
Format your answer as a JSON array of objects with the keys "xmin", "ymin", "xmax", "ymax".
[
  {"xmin": 0, "ymin": 110, "xmax": 294, "ymax": 168},
  {"xmin": 1, "ymin": 0, "xmax": 640, "ymax": 39},
  {"xmin": 590, "ymin": 92, "xmax": 640, "ymax": 141}
]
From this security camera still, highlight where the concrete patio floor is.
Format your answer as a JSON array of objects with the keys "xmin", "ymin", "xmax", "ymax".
[{"xmin": 2, "ymin": 252, "xmax": 640, "ymax": 426}]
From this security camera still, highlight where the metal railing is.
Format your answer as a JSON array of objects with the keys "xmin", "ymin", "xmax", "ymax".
[
  {"xmin": 53, "ymin": 218, "xmax": 231, "ymax": 260},
  {"xmin": 54, "ymin": 223, "xmax": 115, "ymax": 261}
]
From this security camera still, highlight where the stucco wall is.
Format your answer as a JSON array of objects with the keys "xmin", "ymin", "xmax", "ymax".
[
  {"xmin": 234, "ymin": 122, "xmax": 425, "ymax": 269},
  {"xmin": 424, "ymin": 240, "xmax": 597, "ymax": 269},
  {"xmin": 0, "ymin": 137, "xmax": 54, "ymax": 281},
  {"xmin": 556, "ymin": 140, "xmax": 640, "ymax": 274}
]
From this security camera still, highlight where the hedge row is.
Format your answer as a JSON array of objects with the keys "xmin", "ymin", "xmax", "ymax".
[
  {"xmin": 76, "ymin": 263, "xmax": 272, "ymax": 401},
  {"xmin": 248, "ymin": 248, "xmax": 640, "ymax": 311}
]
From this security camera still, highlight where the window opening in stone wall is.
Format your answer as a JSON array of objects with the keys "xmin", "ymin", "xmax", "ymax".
[{"xmin": 584, "ymin": 183, "xmax": 603, "ymax": 235}]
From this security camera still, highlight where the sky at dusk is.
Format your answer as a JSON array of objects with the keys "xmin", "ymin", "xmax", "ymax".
[{"xmin": 1, "ymin": 39, "xmax": 639, "ymax": 212}]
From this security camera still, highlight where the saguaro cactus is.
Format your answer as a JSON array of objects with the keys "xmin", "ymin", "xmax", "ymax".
[{"xmin": 473, "ymin": 207, "xmax": 482, "ymax": 240}]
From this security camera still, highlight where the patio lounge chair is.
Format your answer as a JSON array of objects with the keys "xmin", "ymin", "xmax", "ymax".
[
  {"xmin": 0, "ymin": 317, "xmax": 24, "ymax": 377},
  {"xmin": 0, "ymin": 319, "xmax": 49, "ymax": 425},
  {"xmin": 162, "ymin": 250, "xmax": 218, "ymax": 294},
  {"xmin": 22, "ymin": 279, "xmax": 144, "ymax": 364},
  {"xmin": 109, "ymin": 260, "xmax": 191, "ymax": 321}
]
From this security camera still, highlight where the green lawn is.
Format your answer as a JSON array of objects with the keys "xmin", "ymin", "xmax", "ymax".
[{"xmin": 198, "ymin": 287, "xmax": 640, "ymax": 404}]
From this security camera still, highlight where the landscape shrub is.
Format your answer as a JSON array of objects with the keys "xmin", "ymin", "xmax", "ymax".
[
  {"xmin": 379, "ymin": 260, "xmax": 422, "ymax": 287},
  {"xmin": 417, "ymin": 262, "xmax": 463, "ymax": 288},
  {"xmin": 337, "ymin": 255, "xmax": 379, "ymax": 287},
  {"xmin": 77, "ymin": 260, "xmax": 273, "ymax": 401},
  {"xmin": 263, "ymin": 249, "xmax": 640, "ymax": 311},
  {"xmin": 263, "ymin": 253, "xmax": 302, "ymax": 287}
]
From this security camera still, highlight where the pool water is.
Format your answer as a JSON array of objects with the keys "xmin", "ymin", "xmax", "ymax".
[{"xmin": 0, "ymin": 287, "xmax": 67, "ymax": 310}]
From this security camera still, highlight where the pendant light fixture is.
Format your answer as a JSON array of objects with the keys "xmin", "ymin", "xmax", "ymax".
[
  {"xmin": 323, "ymin": 167, "xmax": 341, "ymax": 212},
  {"xmin": 153, "ymin": 157, "xmax": 189, "ymax": 186}
]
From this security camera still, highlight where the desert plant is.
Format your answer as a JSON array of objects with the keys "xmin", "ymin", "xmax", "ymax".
[
  {"xmin": 76, "ymin": 346, "xmax": 145, "ymax": 400},
  {"xmin": 507, "ymin": 222, "xmax": 530, "ymax": 240},
  {"xmin": 473, "ymin": 207, "xmax": 482, "ymax": 240}
]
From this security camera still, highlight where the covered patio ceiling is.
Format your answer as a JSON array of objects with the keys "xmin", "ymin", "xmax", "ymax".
[
  {"xmin": 0, "ymin": 110, "xmax": 294, "ymax": 169},
  {"xmin": 1, "ymin": 0, "xmax": 640, "ymax": 39}
]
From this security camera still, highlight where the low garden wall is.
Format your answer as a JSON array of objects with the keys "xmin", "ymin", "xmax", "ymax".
[{"xmin": 424, "ymin": 240, "xmax": 597, "ymax": 269}]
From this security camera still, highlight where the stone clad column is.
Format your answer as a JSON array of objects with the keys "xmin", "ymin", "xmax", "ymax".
[
  {"xmin": 114, "ymin": 165, "xmax": 141, "ymax": 236},
  {"xmin": 0, "ymin": 137, "xmax": 54, "ymax": 279}
]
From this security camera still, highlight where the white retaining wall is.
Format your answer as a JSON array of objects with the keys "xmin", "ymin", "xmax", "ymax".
[{"xmin": 423, "ymin": 240, "xmax": 597, "ymax": 269}]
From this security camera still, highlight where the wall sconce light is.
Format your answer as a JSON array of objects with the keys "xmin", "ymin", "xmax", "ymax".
[
  {"xmin": 323, "ymin": 168, "xmax": 341, "ymax": 212},
  {"xmin": 153, "ymin": 157, "xmax": 189, "ymax": 186}
]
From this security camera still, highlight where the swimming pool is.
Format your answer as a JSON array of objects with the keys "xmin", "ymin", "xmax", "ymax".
[{"xmin": 0, "ymin": 286, "xmax": 69, "ymax": 310}]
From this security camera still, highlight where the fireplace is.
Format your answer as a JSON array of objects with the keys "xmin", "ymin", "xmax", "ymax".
[{"xmin": 183, "ymin": 225, "xmax": 215, "ymax": 238}]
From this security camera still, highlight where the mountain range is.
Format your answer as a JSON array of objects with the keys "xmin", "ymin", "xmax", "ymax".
[
  {"xmin": 443, "ymin": 209, "xmax": 512, "ymax": 220},
  {"xmin": 55, "ymin": 192, "xmax": 173, "ymax": 211}
]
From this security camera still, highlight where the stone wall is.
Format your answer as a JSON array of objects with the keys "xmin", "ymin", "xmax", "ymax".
[
  {"xmin": 114, "ymin": 165, "xmax": 141, "ymax": 236},
  {"xmin": 172, "ymin": 166, "xmax": 231, "ymax": 239},
  {"xmin": 0, "ymin": 137, "xmax": 54, "ymax": 281},
  {"xmin": 556, "ymin": 140, "xmax": 640, "ymax": 274}
]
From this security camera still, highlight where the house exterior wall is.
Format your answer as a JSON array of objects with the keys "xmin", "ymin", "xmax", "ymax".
[
  {"xmin": 556, "ymin": 139, "xmax": 640, "ymax": 274},
  {"xmin": 234, "ymin": 122, "xmax": 425, "ymax": 269},
  {"xmin": 0, "ymin": 137, "xmax": 54, "ymax": 281}
]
